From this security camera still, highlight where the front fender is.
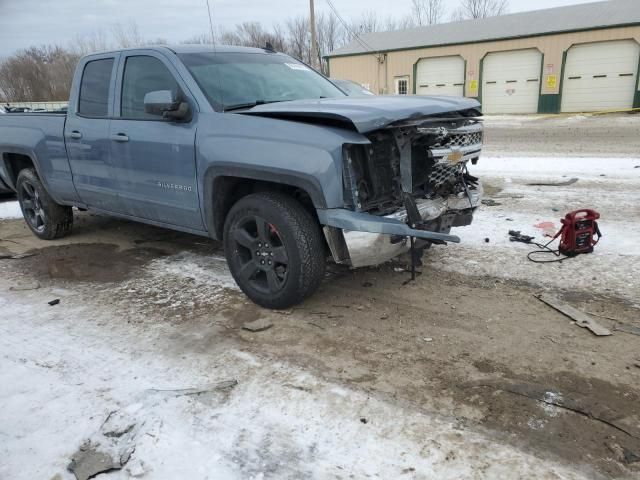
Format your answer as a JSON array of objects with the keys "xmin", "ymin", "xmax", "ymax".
[{"xmin": 195, "ymin": 113, "xmax": 368, "ymax": 238}]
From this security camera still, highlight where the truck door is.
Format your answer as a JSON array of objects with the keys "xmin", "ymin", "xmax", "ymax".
[
  {"xmin": 109, "ymin": 51, "xmax": 203, "ymax": 230},
  {"xmin": 65, "ymin": 53, "xmax": 122, "ymax": 212}
]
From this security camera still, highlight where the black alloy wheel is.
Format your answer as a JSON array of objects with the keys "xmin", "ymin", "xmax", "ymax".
[
  {"xmin": 19, "ymin": 178, "xmax": 46, "ymax": 233},
  {"xmin": 223, "ymin": 192, "xmax": 325, "ymax": 309},
  {"xmin": 16, "ymin": 168, "xmax": 73, "ymax": 240},
  {"xmin": 231, "ymin": 215, "xmax": 289, "ymax": 295}
]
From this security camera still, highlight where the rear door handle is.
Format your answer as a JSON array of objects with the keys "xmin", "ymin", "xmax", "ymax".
[
  {"xmin": 110, "ymin": 133, "xmax": 129, "ymax": 142},
  {"xmin": 69, "ymin": 131, "xmax": 82, "ymax": 140}
]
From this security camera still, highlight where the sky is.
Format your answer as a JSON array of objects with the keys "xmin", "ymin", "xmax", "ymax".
[{"xmin": 0, "ymin": 0, "xmax": 605, "ymax": 57}]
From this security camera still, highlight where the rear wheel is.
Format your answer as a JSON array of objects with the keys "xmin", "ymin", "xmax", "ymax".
[
  {"xmin": 16, "ymin": 168, "xmax": 73, "ymax": 240},
  {"xmin": 223, "ymin": 192, "xmax": 325, "ymax": 309}
]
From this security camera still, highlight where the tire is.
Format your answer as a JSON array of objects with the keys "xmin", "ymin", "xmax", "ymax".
[
  {"xmin": 223, "ymin": 192, "xmax": 326, "ymax": 309},
  {"xmin": 16, "ymin": 168, "xmax": 73, "ymax": 240}
]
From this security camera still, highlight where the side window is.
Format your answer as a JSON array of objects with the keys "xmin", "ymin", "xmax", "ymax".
[
  {"xmin": 78, "ymin": 58, "xmax": 114, "ymax": 117},
  {"xmin": 121, "ymin": 56, "xmax": 179, "ymax": 119}
]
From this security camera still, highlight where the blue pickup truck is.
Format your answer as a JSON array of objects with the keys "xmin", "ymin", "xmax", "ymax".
[{"xmin": 0, "ymin": 45, "xmax": 483, "ymax": 308}]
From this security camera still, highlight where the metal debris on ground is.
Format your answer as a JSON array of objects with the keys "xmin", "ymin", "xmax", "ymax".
[
  {"xmin": 481, "ymin": 199, "xmax": 502, "ymax": 206},
  {"xmin": 242, "ymin": 318, "xmax": 273, "ymax": 332},
  {"xmin": 527, "ymin": 178, "xmax": 579, "ymax": 187},
  {"xmin": 536, "ymin": 294, "xmax": 612, "ymax": 336},
  {"xmin": 48, "ymin": 299, "xmax": 60, "ymax": 306}
]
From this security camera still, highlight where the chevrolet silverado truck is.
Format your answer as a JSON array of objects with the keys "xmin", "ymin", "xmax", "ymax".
[{"xmin": 0, "ymin": 45, "xmax": 483, "ymax": 308}]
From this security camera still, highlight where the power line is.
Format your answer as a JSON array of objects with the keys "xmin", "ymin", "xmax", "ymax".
[
  {"xmin": 325, "ymin": 0, "xmax": 374, "ymax": 53},
  {"xmin": 324, "ymin": 0, "xmax": 381, "ymax": 60}
]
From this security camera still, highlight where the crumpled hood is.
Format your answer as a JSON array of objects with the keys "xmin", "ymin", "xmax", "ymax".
[{"xmin": 240, "ymin": 95, "xmax": 481, "ymax": 133}]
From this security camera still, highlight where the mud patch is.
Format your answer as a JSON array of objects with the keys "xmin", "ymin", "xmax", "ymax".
[{"xmin": 19, "ymin": 243, "xmax": 169, "ymax": 283}]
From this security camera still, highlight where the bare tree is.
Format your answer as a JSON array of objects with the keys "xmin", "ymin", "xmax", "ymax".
[
  {"xmin": 181, "ymin": 33, "xmax": 212, "ymax": 45},
  {"xmin": 0, "ymin": 45, "xmax": 79, "ymax": 102},
  {"xmin": 73, "ymin": 30, "xmax": 109, "ymax": 55},
  {"xmin": 111, "ymin": 20, "xmax": 143, "ymax": 48},
  {"xmin": 412, "ymin": 0, "xmax": 445, "ymax": 26},
  {"xmin": 350, "ymin": 10, "xmax": 381, "ymax": 35},
  {"xmin": 286, "ymin": 15, "xmax": 311, "ymax": 64},
  {"xmin": 316, "ymin": 11, "xmax": 344, "ymax": 73},
  {"xmin": 451, "ymin": 0, "xmax": 509, "ymax": 20}
]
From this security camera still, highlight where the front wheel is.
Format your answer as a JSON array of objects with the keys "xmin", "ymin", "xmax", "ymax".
[
  {"xmin": 223, "ymin": 192, "xmax": 326, "ymax": 309},
  {"xmin": 16, "ymin": 168, "xmax": 73, "ymax": 240}
]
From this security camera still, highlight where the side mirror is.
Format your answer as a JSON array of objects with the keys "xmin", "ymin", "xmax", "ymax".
[{"xmin": 143, "ymin": 90, "xmax": 190, "ymax": 120}]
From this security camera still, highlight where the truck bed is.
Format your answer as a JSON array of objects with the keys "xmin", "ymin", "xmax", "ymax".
[{"xmin": 0, "ymin": 113, "xmax": 69, "ymax": 198}]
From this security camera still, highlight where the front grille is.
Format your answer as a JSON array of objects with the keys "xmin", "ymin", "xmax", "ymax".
[
  {"xmin": 429, "ymin": 123, "xmax": 483, "ymax": 149},
  {"xmin": 445, "ymin": 130, "xmax": 483, "ymax": 148},
  {"xmin": 429, "ymin": 161, "xmax": 465, "ymax": 189}
]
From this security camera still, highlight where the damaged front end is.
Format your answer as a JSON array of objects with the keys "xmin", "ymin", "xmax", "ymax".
[{"xmin": 319, "ymin": 111, "xmax": 483, "ymax": 268}]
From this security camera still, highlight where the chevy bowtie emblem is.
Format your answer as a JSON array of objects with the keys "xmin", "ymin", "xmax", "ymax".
[{"xmin": 446, "ymin": 148, "xmax": 464, "ymax": 164}]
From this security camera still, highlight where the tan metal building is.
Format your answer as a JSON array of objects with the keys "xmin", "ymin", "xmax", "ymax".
[{"xmin": 327, "ymin": 0, "xmax": 640, "ymax": 113}]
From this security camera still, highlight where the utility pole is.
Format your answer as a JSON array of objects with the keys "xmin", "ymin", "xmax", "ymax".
[
  {"xmin": 309, "ymin": 0, "xmax": 319, "ymax": 69},
  {"xmin": 206, "ymin": 0, "xmax": 215, "ymax": 45}
]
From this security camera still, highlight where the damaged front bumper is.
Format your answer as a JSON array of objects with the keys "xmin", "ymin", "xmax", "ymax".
[{"xmin": 318, "ymin": 182, "xmax": 483, "ymax": 268}]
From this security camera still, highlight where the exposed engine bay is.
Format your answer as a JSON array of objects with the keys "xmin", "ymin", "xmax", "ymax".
[
  {"xmin": 343, "ymin": 114, "xmax": 482, "ymax": 217},
  {"xmin": 328, "ymin": 112, "xmax": 484, "ymax": 268}
]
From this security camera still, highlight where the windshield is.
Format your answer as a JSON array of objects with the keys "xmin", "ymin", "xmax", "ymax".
[{"xmin": 179, "ymin": 52, "xmax": 346, "ymax": 111}]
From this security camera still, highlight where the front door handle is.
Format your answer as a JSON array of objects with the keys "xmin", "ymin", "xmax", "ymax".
[
  {"xmin": 69, "ymin": 131, "xmax": 82, "ymax": 140},
  {"xmin": 110, "ymin": 133, "xmax": 129, "ymax": 142}
]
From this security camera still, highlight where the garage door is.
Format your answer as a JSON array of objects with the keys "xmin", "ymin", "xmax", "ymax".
[
  {"xmin": 561, "ymin": 40, "xmax": 640, "ymax": 113},
  {"xmin": 482, "ymin": 49, "xmax": 542, "ymax": 114},
  {"xmin": 416, "ymin": 56, "xmax": 465, "ymax": 97}
]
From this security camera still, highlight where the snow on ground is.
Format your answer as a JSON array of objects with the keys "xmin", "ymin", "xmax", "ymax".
[
  {"xmin": 428, "ymin": 156, "xmax": 640, "ymax": 302},
  {"xmin": 0, "ymin": 269, "xmax": 587, "ymax": 480},
  {"xmin": 0, "ymin": 201, "xmax": 21, "ymax": 219}
]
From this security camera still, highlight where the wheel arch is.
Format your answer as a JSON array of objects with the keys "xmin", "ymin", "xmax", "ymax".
[
  {"xmin": 1, "ymin": 150, "xmax": 39, "ymax": 191},
  {"xmin": 201, "ymin": 165, "xmax": 326, "ymax": 241}
]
